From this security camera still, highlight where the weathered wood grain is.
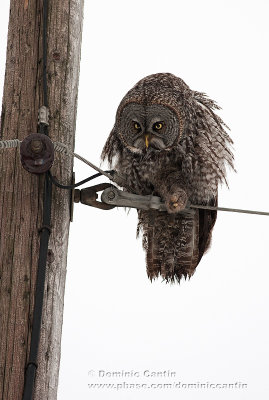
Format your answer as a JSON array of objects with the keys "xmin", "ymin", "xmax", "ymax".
[{"xmin": 0, "ymin": 1, "xmax": 84, "ymax": 399}]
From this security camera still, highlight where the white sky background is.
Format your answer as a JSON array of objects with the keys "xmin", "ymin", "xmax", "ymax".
[{"xmin": 1, "ymin": 1, "xmax": 269, "ymax": 399}]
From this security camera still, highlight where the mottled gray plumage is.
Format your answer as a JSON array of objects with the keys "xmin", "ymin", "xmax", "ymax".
[{"xmin": 102, "ymin": 73, "xmax": 234, "ymax": 283}]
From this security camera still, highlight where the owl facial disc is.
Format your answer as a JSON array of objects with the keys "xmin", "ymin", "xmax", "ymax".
[{"xmin": 118, "ymin": 103, "xmax": 181, "ymax": 153}]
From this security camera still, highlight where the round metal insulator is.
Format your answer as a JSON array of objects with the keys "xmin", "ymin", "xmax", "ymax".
[{"xmin": 20, "ymin": 133, "xmax": 54, "ymax": 174}]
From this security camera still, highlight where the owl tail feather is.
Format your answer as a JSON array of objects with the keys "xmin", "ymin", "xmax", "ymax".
[{"xmin": 137, "ymin": 204, "xmax": 216, "ymax": 283}]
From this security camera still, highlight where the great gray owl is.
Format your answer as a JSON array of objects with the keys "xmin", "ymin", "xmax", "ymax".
[{"xmin": 102, "ymin": 73, "xmax": 234, "ymax": 283}]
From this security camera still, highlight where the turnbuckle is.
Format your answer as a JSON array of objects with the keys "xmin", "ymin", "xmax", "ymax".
[
  {"xmin": 101, "ymin": 186, "xmax": 167, "ymax": 211},
  {"xmin": 74, "ymin": 184, "xmax": 195, "ymax": 214}
]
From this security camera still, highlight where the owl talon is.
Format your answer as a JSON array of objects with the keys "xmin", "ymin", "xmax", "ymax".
[{"xmin": 166, "ymin": 190, "xmax": 187, "ymax": 213}]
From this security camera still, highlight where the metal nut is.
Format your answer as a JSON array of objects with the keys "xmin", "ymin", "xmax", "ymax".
[
  {"xmin": 107, "ymin": 190, "xmax": 116, "ymax": 200},
  {"xmin": 30, "ymin": 139, "xmax": 44, "ymax": 154}
]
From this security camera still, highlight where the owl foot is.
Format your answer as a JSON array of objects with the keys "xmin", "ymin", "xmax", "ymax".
[{"xmin": 165, "ymin": 190, "xmax": 188, "ymax": 213}]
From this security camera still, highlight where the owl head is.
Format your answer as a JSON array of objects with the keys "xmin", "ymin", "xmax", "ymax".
[
  {"xmin": 102, "ymin": 73, "xmax": 233, "ymax": 175},
  {"xmin": 114, "ymin": 102, "xmax": 183, "ymax": 153}
]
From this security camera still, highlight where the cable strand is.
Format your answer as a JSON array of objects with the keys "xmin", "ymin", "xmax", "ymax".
[
  {"xmin": 1, "ymin": 139, "xmax": 269, "ymax": 216},
  {"xmin": 23, "ymin": 173, "xmax": 52, "ymax": 400},
  {"xmin": 48, "ymin": 169, "xmax": 114, "ymax": 189},
  {"xmin": 23, "ymin": 0, "xmax": 51, "ymax": 398}
]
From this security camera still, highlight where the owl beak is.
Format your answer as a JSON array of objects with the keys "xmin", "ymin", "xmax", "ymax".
[{"xmin": 145, "ymin": 134, "xmax": 150, "ymax": 148}]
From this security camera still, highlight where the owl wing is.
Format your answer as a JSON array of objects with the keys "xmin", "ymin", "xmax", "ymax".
[{"xmin": 197, "ymin": 195, "xmax": 218, "ymax": 264}]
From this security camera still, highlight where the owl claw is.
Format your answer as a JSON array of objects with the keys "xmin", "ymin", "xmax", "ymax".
[{"xmin": 166, "ymin": 190, "xmax": 188, "ymax": 213}]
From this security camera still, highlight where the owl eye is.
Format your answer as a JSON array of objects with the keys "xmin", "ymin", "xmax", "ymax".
[
  {"xmin": 153, "ymin": 122, "xmax": 164, "ymax": 131},
  {"xmin": 133, "ymin": 121, "xmax": 141, "ymax": 130}
]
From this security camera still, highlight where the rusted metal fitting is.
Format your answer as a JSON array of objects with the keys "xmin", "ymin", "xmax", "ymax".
[
  {"xmin": 74, "ymin": 183, "xmax": 116, "ymax": 210},
  {"xmin": 30, "ymin": 139, "xmax": 44, "ymax": 154},
  {"xmin": 20, "ymin": 133, "xmax": 54, "ymax": 174},
  {"xmin": 74, "ymin": 189, "xmax": 81, "ymax": 203}
]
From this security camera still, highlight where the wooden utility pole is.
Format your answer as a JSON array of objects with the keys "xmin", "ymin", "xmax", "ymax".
[{"xmin": 0, "ymin": 1, "xmax": 84, "ymax": 399}]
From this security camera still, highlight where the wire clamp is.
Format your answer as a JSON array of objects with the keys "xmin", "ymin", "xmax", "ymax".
[
  {"xmin": 100, "ymin": 186, "xmax": 195, "ymax": 214},
  {"xmin": 101, "ymin": 186, "xmax": 167, "ymax": 211},
  {"xmin": 38, "ymin": 106, "xmax": 49, "ymax": 126}
]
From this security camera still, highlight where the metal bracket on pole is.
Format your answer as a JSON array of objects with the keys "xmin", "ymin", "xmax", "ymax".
[{"xmin": 74, "ymin": 183, "xmax": 115, "ymax": 210}]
